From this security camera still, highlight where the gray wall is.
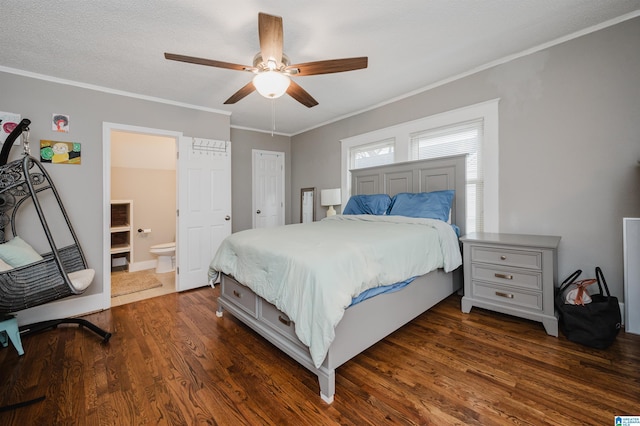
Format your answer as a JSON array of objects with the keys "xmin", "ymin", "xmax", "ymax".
[
  {"xmin": 230, "ymin": 128, "xmax": 291, "ymax": 232},
  {"xmin": 291, "ymin": 17, "xmax": 640, "ymax": 301},
  {"xmin": 0, "ymin": 72, "xmax": 230, "ymax": 299}
]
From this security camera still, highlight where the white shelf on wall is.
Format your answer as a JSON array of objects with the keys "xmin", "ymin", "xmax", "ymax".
[{"xmin": 110, "ymin": 200, "xmax": 133, "ymax": 271}]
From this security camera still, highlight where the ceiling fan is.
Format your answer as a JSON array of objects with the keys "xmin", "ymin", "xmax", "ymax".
[{"xmin": 164, "ymin": 12, "xmax": 368, "ymax": 108}]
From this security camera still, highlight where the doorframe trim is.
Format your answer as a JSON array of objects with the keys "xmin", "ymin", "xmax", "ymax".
[{"xmin": 102, "ymin": 122, "xmax": 182, "ymax": 309}]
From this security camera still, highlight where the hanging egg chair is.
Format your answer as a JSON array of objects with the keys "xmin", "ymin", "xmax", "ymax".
[{"xmin": 0, "ymin": 119, "xmax": 111, "ymax": 342}]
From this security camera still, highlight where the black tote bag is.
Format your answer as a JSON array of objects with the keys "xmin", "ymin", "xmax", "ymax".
[{"xmin": 555, "ymin": 267, "xmax": 622, "ymax": 349}]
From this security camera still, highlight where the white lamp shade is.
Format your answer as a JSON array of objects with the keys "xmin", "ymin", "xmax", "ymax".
[
  {"xmin": 253, "ymin": 71, "xmax": 291, "ymax": 99},
  {"xmin": 321, "ymin": 188, "xmax": 341, "ymax": 206}
]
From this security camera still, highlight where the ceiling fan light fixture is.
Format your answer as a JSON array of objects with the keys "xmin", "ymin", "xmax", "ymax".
[
  {"xmin": 253, "ymin": 71, "xmax": 290, "ymax": 99},
  {"xmin": 165, "ymin": 14, "xmax": 366, "ymax": 108}
]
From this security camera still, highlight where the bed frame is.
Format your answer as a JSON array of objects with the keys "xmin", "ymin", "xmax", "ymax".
[{"xmin": 216, "ymin": 155, "xmax": 466, "ymax": 403}]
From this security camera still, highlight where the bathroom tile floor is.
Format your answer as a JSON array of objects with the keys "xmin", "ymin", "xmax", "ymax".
[{"xmin": 111, "ymin": 270, "xmax": 176, "ymax": 307}]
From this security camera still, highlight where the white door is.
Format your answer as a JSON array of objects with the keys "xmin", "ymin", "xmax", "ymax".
[
  {"xmin": 252, "ymin": 150, "xmax": 285, "ymax": 228},
  {"xmin": 177, "ymin": 137, "xmax": 231, "ymax": 291}
]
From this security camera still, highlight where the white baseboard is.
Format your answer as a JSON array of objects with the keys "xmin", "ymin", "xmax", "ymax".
[
  {"xmin": 129, "ymin": 260, "xmax": 157, "ymax": 272},
  {"xmin": 13, "ymin": 293, "xmax": 106, "ymax": 327},
  {"xmin": 14, "ymin": 261, "xmax": 158, "ymax": 326}
]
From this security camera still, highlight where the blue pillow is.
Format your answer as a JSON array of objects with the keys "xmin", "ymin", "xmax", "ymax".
[
  {"xmin": 343, "ymin": 194, "xmax": 392, "ymax": 215},
  {"xmin": 388, "ymin": 190, "xmax": 455, "ymax": 221}
]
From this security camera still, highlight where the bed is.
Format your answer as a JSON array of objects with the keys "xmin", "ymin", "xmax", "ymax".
[{"xmin": 209, "ymin": 155, "xmax": 466, "ymax": 403}]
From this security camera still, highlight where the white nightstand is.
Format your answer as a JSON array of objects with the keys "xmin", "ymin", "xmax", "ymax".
[{"xmin": 460, "ymin": 232, "xmax": 561, "ymax": 336}]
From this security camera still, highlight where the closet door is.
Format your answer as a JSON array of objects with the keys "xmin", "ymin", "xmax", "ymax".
[
  {"xmin": 177, "ymin": 137, "xmax": 231, "ymax": 292},
  {"xmin": 252, "ymin": 149, "xmax": 285, "ymax": 228}
]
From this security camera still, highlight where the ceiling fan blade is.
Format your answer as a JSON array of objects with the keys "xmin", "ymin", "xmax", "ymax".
[
  {"xmin": 258, "ymin": 12, "xmax": 284, "ymax": 67},
  {"xmin": 286, "ymin": 57, "xmax": 368, "ymax": 76},
  {"xmin": 224, "ymin": 81, "xmax": 256, "ymax": 104},
  {"xmin": 287, "ymin": 80, "xmax": 318, "ymax": 108},
  {"xmin": 165, "ymin": 52, "xmax": 253, "ymax": 72}
]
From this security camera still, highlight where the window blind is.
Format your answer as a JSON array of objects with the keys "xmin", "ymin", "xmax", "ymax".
[{"xmin": 410, "ymin": 119, "xmax": 484, "ymax": 233}]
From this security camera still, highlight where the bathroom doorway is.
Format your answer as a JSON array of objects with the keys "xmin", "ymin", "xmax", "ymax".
[{"xmin": 108, "ymin": 128, "xmax": 178, "ymax": 306}]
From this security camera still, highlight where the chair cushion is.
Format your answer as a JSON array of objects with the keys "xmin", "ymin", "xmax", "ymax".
[
  {"xmin": 0, "ymin": 236, "xmax": 43, "ymax": 267},
  {"xmin": 0, "ymin": 258, "xmax": 13, "ymax": 272},
  {"xmin": 68, "ymin": 268, "xmax": 95, "ymax": 292}
]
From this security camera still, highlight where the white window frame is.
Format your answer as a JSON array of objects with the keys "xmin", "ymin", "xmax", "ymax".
[
  {"xmin": 340, "ymin": 98, "xmax": 499, "ymax": 232},
  {"xmin": 350, "ymin": 137, "xmax": 395, "ymax": 170}
]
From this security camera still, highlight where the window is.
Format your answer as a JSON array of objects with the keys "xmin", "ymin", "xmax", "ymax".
[
  {"xmin": 341, "ymin": 99, "xmax": 499, "ymax": 233},
  {"xmin": 350, "ymin": 138, "xmax": 395, "ymax": 170},
  {"xmin": 410, "ymin": 119, "xmax": 483, "ymax": 233}
]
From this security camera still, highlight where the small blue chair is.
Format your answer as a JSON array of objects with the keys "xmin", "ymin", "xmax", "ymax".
[{"xmin": 0, "ymin": 314, "xmax": 24, "ymax": 356}]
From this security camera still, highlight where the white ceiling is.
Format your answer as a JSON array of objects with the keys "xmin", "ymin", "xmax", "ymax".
[{"xmin": 1, "ymin": 1, "xmax": 638, "ymax": 136}]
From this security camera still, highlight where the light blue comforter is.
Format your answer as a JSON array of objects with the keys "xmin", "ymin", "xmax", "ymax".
[{"xmin": 208, "ymin": 215, "xmax": 462, "ymax": 368}]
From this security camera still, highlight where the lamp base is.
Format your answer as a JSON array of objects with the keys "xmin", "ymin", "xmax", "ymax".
[{"xmin": 326, "ymin": 205, "xmax": 336, "ymax": 217}]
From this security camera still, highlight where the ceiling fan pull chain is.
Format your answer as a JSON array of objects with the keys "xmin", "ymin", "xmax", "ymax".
[{"xmin": 271, "ymin": 99, "xmax": 276, "ymax": 136}]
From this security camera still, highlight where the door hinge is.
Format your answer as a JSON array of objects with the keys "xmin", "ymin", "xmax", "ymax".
[
  {"xmin": 176, "ymin": 209, "xmax": 179, "ymax": 217},
  {"xmin": 176, "ymin": 151, "xmax": 179, "ymax": 160}
]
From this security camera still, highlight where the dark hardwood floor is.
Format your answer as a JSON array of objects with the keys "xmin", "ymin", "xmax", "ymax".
[{"xmin": 1, "ymin": 286, "xmax": 638, "ymax": 425}]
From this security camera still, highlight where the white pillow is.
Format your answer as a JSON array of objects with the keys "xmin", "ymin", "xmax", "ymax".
[{"xmin": 68, "ymin": 268, "xmax": 95, "ymax": 292}]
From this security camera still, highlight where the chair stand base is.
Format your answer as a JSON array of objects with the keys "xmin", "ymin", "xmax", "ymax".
[
  {"xmin": 0, "ymin": 315, "xmax": 24, "ymax": 356},
  {"xmin": 0, "ymin": 395, "xmax": 45, "ymax": 413},
  {"xmin": 0, "ymin": 319, "xmax": 110, "ymax": 413},
  {"xmin": 19, "ymin": 318, "xmax": 112, "ymax": 343}
]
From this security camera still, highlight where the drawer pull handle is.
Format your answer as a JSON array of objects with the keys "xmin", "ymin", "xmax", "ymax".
[
  {"xmin": 500, "ymin": 255, "xmax": 507, "ymax": 260},
  {"xmin": 278, "ymin": 315, "xmax": 291, "ymax": 327},
  {"xmin": 495, "ymin": 273, "xmax": 513, "ymax": 280},
  {"xmin": 232, "ymin": 290, "xmax": 241, "ymax": 298},
  {"xmin": 496, "ymin": 291, "xmax": 514, "ymax": 299}
]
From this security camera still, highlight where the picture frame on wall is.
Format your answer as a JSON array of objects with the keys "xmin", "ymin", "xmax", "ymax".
[{"xmin": 40, "ymin": 140, "xmax": 82, "ymax": 165}]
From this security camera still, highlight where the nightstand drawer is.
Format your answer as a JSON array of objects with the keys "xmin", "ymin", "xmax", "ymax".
[
  {"xmin": 471, "ymin": 246, "xmax": 542, "ymax": 270},
  {"xmin": 222, "ymin": 277, "xmax": 258, "ymax": 316},
  {"xmin": 473, "ymin": 282, "xmax": 542, "ymax": 311},
  {"xmin": 259, "ymin": 301, "xmax": 305, "ymax": 349},
  {"xmin": 471, "ymin": 264, "xmax": 542, "ymax": 291}
]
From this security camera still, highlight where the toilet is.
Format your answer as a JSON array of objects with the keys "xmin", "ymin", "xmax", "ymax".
[{"xmin": 150, "ymin": 242, "xmax": 175, "ymax": 273}]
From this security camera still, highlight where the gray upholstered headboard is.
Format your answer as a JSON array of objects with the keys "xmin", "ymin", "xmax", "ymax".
[{"xmin": 350, "ymin": 154, "xmax": 467, "ymax": 237}]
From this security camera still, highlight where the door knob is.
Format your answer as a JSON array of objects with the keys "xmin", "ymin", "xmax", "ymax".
[
  {"xmin": 256, "ymin": 210, "xmax": 261, "ymax": 214},
  {"xmin": 225, "ymin": 215, "xmax": 230, "ymax": 221}
]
